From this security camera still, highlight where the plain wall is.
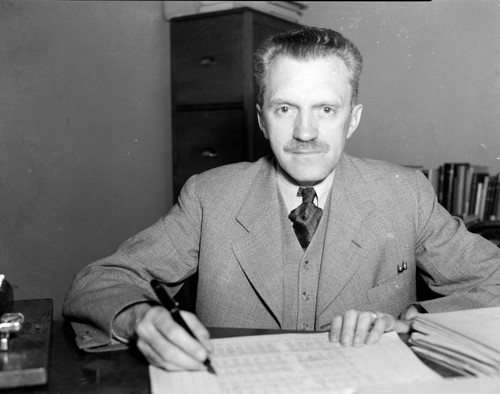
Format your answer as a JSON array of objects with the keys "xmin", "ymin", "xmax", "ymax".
[
  {"xmin": 301, "ymin": 1, "xmax": 500, "ymax": 172},
  {"xmin": 1, "ymin": 1, "xmax": 499, "ymax": 319},
  {"xmin": 0, "ymin": 1, "xmax": 172, "ymax": 318}
]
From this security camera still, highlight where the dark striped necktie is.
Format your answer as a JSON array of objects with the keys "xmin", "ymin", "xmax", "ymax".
[{"xmin": 288, "ymin": 187, "xmax": 323, "ymax": 250}]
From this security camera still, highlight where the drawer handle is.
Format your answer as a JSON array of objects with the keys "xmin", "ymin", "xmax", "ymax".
[
  {"xmin": 201, "ymin": 149, "xmax": 218, "ymax": 158},
  {"xmin": 200, "ymin": 56, "xmax": 216, "ymax": 66}
]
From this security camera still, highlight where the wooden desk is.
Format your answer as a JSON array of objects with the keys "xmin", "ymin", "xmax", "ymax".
[{"xmin": 2, "ymin": 301, "xmax": 458, "ymax": 393}]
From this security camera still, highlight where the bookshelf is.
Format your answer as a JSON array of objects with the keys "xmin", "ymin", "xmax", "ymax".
[{"xmin": 422, "ymin": 163, "xmax": 500, "ymax": 224}]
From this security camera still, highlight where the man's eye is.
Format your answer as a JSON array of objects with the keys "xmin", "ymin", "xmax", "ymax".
[
  {"xmin": 278, "ymin": 106, "xmax": 289, "ymax": 113},
  {"xmin": 323, "ymin": 107, "xmax": 332, "ymax": 113}
]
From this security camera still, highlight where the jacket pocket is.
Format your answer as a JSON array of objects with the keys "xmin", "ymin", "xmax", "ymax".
[{"xmin": 367, "ymin": 272, "xmax": 412, "ymax": 305}]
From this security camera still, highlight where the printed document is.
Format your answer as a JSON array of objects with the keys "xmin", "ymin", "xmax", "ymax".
[{"xmin": 150, "ymin": 331, "xmax": 441, "ymax": 393}]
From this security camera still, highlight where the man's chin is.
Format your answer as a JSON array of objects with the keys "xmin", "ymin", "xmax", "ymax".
[{"xmin": 285, "ymin": 170, "xmax": 330, "ymax": 186}]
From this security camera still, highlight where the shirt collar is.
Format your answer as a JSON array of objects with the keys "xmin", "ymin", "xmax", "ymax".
[{"xmin": 276, "ymin": 165, "xmax": 335, "ymax": 212}]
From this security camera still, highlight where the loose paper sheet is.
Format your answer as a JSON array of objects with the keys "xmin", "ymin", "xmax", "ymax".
[
  {"xmin": 150, "ymin": 331, "xmax": 441, "ymax": 394},
  {"xmin": 410, "ymin": 306, "xmax": 500, "ymax": 377},
  {"xmin": 413, "ymin": 306, "xmax": 500, "ymax": 351}
]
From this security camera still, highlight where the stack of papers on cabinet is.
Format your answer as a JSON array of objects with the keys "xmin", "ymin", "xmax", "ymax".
[{"xmin": 410, "ymin": 306, "xmax": 500, "ymax": 377}]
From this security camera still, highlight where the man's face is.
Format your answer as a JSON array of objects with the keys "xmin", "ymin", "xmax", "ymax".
[{"xmin": 257, "ymin": 55, "xmax": 363, "ymax": 185}]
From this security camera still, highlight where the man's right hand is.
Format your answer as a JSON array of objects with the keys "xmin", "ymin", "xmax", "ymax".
[{"xmin": 115, "ymin": 304, "xmax": 213, "ymax": 371}]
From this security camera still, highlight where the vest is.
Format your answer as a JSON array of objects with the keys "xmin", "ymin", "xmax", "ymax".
[{"xmin": 279, "ymin": 189, "xmax": 332, "ymax": 330}]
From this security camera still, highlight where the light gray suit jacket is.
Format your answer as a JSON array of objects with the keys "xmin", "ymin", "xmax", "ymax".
[{"xmin": 63, "ymin": 154, "xmax": 500, "ymax": 350}]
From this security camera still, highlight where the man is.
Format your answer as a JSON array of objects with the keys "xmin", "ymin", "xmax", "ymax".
[{"xmin": 63, "ymin": 27, "xmax": 500, "ymax": 372}]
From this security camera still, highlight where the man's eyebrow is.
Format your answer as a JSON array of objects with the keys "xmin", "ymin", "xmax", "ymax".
[
  {"xmin": 314, "ymin": 102, "xmax": 340, "ymax": 108},
  {"xmin": 267, "ymin": 98, "xmax": 299, "ymax": 107}
]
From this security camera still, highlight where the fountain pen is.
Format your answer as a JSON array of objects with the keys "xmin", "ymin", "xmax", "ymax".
[{"xmin": 150, "ymin": 279, "xmax": 216, "ymax": 375}]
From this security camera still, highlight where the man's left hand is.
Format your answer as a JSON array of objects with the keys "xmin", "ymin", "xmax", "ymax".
[{"xmin": 328, "ymin": 309, "xmax": 411, "ymax": 346}]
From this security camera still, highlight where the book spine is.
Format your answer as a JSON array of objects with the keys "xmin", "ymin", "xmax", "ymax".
[
  {"xmin": 494, "ymin": 174, "xmax": 500, "ymax": 219},
  {"xmin": 442, "ymin": 163, "xmax": 455, "ymax": 212},
  {"xmin": 478, "ymin": 175, "xmax": 490, "ymax": 220},
  {"xmin": 485, "ymin": 176, "xmax": 498, "ymax": 220},
  {"xmin": 436, "ymin": 166, "xmax": 444, "ymax": 205},
  {"xmin": 452, "ymin": 164, "xmax": 468, "ymax": 216},
  {"xmin": 463, "ymin": 166, "xmax": 474, "ymax": 216}
]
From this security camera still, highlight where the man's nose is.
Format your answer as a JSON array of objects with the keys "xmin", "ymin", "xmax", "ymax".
[{"xmin": 292, "ymin": 111, "xmax": 318, "ymax": 141}]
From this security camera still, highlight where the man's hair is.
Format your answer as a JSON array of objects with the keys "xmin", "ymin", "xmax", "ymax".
[{"xmin": 254, "ymin": 26, "xmax": 363, "ymax": 107}]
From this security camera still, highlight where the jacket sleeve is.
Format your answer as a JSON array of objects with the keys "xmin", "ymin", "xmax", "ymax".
[
  {"xmin": 62, "ymin": 175, "xmax": 203, "ymax": 351},
  {"xmin": 414, "ymin": 171, "xmax": 500, "ymax": 312}
]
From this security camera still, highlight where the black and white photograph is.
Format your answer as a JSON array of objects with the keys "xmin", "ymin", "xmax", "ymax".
[{"xmin": 1, "ymin": 1, "xmax": 499, "ymax": 392}]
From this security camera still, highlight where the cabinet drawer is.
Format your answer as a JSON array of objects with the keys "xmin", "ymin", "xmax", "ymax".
[
  {"xmin": 172, "ymin": 14, "xmax": 244, "ymax": 105},
  {"xmin": 173, "ymin": 109, "xmax": 245, "ymax": 195}
]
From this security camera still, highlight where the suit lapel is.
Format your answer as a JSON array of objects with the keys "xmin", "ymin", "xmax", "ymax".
[
  {"xmin": 317, "ymin": 154, "xmax": 375, "ymax": 318},
  {"xmin": 232, "ymin": 158, "xmax": 284, "ymax": 327}
]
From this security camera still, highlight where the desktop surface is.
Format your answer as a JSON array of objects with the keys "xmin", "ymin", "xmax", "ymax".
[{"xmin": 1, "ymin": 300, "xmax": 458, "ymax": 393}]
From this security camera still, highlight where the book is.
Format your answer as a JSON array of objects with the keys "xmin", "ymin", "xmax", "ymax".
[
  {"xmin": 479, "ymin": 175, "xmax": 490, "ymax": 220},
  {"xmin": 437, "ymin": 165, "xmax": 445, "ymax": 205},
  {"xmin": 452, "ymin": 163, "xmax": 469, "ymax": 216},
  {"xmin": 463, "ymin": 165, "xmax": 475, "ymax": 216},
  {"xmin": 475, "ymin": 182, "xmax": 484, "ymax": 216},
  {"xmin": 410, "ymin": 307, "xmax": 500, "ymax": 377},
  {"xmin": 198, "ymin": 1, "xmax": 307, "ymax": 21},
  {"xmin": 424, "ymin": 163, "xmax": 497, "ymax": 219},
  {"xmin": 493, "ymin": 174, "xmax": 500, "ymax": 219},
  {"xmin": 269, "ymin": 1, "xmax": 308, "ymax": 13},
  {"xmin": 441, "ymin": 163, "xmax": 470, "ymax": 214},
  {"xmin": 441, "ymin": 163, "xmax": 456, "ymax": 212},
  {"xmin": 470, "ymin": 170, "xmax": 489, "ymax": 216},
  {"xmin": 485, "ymin": 176, "xmax": 498, "ymax": 220}
]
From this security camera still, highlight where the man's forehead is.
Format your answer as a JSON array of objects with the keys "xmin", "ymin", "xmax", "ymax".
[
  {"xmin": 268, "ymin": 53, "xmax": 348, "ymax": 71},
  {"xmin": 264, "ymin": 54, "xmax": 351, "ymax": 89},
  {"xmin": 262, "ymin": 54, "xmax": 352, "ymax": 104}
]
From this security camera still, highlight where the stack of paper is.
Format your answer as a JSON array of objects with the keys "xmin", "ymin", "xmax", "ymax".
[{"xmin": 410, "ymin": 306, "xmax": 500, "ymax": 377}]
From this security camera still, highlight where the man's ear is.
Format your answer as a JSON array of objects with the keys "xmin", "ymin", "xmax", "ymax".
[
  {"xmin": 346, "ymin": 104, "xmax": 363, "ymax": 139},
  {"xmin": 256, "ymin": 104, "xmax": 269, "ymax": 139}
]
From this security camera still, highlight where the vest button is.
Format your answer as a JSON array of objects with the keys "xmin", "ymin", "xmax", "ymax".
[
  {"xmin": 301, "ymin": 291, "xmax": 310, "ymax": 301},
  {"xmin": 303, "ymin": 261, "xmax": 310, "ymax": 271}
]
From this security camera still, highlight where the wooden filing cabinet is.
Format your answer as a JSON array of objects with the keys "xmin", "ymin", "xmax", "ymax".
[{"xmin": 171, "ymin": 8, "xmax": 301, "ymax": 200}]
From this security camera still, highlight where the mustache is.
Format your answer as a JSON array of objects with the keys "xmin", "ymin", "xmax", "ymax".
[{"xmin": 283, "ymin": 140, "xmax": 330, "ymax": 153}]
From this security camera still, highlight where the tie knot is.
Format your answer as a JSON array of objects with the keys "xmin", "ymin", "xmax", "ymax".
[{"xmin": 297, "ymin": 187, "xmax": 317, "ymax": 204}]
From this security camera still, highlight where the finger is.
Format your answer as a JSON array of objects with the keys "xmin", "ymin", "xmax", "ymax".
[
  {"xmin": 136, "ymin": 308, "xmax": 207, "ymax": 370},
  {"xmin": 328, "ymin": 315, "xmax": 343, "ymax": 342},
  {"xmin": 353, "ymin": 311, "xmax": 376, "ymax": 347},
  {"xmin": 375, "ymin": 313, "xmax": 411, "ymax": 334},
  {"xmin": 180, "ymin": 311, "xmax": 213, "ymax": 352},
  {"xmin": 136, "ymin": 336, "xmax": 166, "ymax": 367},
  {"xmin": 137, "ymin": 324, "xmax": 205, "ymax": 371},
  {"xmin": 339, "ymin": 309, "xmax": 359, "ymax": 346},
  {"xmin": 386, "ymin": 318, "xmax": 411, "ymax": 334},
  {"xmin": 136, "ymin": 336, "xmax": 181, "ymax": 371},
  {"xmin": 365, "ymin": 316, "xmax": 388, "ymax": 345},
  {"xmin": 154, "ymin": 311, "xmax": 209, "ymax": 363}
]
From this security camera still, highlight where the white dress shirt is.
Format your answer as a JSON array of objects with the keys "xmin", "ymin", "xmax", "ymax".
[{"xmin": 276, "ymin": 165, "xmax": 335, "ymax": 213}]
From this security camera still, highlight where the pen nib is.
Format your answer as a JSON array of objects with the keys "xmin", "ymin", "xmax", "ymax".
[{"xmin": 205, "ymin": 360, "xmax": 217, "ymax": 375}]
